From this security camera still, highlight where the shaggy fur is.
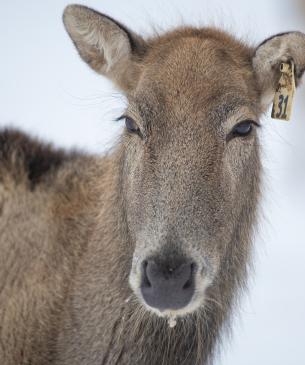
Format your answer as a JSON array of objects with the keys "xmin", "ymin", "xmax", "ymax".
[{"xmin": 1, "ymin": 4, "xmax": 305, "ymax": 365}]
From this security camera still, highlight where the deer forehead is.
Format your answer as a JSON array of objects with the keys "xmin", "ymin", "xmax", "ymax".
[
  {"xmin": 142, "ymin": 31, "xmax": 253, "ymax": 83},
  {"xmin": 129, "ymin": 32, "xmax": 258, "ymax": 126}
]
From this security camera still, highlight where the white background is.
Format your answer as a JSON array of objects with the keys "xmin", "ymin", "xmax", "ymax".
[{"xmin": 1, "ymin": 1, "xmax": 305, "ymax": 364}]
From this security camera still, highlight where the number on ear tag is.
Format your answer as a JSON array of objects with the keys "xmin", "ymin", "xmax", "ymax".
[{"xmin": 271, "ymin": 61, "xmax": 296, "ymax": 121}]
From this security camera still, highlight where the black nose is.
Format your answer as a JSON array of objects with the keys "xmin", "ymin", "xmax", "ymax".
[{"xmin": 140, "ymin": 259, "xmax": 195, "ymax": 311}]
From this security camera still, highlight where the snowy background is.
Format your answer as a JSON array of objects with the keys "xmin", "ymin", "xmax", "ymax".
[{"xmin": 1, "ymin": 1, "xmax": 305, "ymax": 364}]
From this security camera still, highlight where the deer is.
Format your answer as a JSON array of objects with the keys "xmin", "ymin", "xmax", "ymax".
[{"xmin": 0, "ymin": 4, "xmax": 305, "ymax": 365}]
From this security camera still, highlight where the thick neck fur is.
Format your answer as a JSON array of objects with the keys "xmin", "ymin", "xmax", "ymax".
[{"xmin": 57, "ymin": 143, "xmax": 261, "ymax": 365}]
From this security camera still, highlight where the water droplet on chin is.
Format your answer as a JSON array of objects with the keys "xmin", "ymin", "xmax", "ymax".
[{"xmin": 168, "ymin": 316, "xmax": 177, "ymax": 328}]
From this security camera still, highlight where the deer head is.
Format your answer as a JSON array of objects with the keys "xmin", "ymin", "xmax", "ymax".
[{"xmin": 63, "ymin": 4, "xmax": 305, "ymax": 320}]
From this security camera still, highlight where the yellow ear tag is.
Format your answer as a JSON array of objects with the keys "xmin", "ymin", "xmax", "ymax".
[{"xmin": 271, "ymin": 61, "xmax": 296, "ymax": 121}]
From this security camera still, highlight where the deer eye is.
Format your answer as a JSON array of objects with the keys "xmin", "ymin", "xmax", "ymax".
[
  {"xmin": 124, "ymin": 116, "xmax": 142, "ymax": 136},
  {"xmin": 229, "ymin": 120, "xmax": 258, "ymax": 140}
]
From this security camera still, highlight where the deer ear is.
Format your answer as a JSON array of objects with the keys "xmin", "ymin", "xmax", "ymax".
[
  {"xmin": 63, "ymin": 4, "xmax": 146, "ymax": 92},
  {"xmin": 253, "ymin": 31, "xmax": 305, "ymax": 110}
]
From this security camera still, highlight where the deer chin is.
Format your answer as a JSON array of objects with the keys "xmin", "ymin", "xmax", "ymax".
[{"xmin": 142, "ymin": 294, "xmax": 205, "ymax": 318}]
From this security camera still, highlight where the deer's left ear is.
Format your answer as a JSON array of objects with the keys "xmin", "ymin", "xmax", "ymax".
[{"xmin": 253, "ymin": 32, "xmax": 305, "ymax": 110}]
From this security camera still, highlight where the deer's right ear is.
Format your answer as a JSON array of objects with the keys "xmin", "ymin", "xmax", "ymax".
[
  {"xmin": 63, "ymin": 4, "xmax": 147, "ymax": 92},
  {"xmin": 253, "ymin": 31, "xmax": 305, "ymax": 110}
]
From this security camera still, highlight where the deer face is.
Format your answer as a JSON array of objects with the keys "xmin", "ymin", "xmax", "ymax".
[
  {"xmin": 121, "ymin": 35, "xmax": 262, "ymax": 316},
  {"xmin": 63, "ymin": 5, "xmax": 305, "ymax": 318}
]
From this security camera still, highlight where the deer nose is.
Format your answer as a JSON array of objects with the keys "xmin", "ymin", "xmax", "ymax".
[{"xmin": 140, "ymin": 260, "xmax": 195, "ymax": 311}]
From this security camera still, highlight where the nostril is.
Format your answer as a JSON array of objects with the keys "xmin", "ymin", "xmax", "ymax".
[
  {"xmin": 182, "ymin": 262, "xmax": 196, "ymax": 290},
  {"xmin": 182, "ymin": 278, "xmax": 192, "ymax": 290},
  {"xmin": 190, "ymin": 262, "xmax": 196, "ymax": 273},
  {"xmin": 142, "ymin": 260, "xmax": 151, "ymax": 288}
]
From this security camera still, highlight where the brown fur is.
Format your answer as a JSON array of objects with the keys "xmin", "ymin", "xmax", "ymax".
[{"xmin": 1, "ymin": 4, "xmax": 305, "ymax": 365}]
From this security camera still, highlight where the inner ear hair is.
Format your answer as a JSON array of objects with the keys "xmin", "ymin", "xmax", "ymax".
[{"xmin": 63, "ymin": 4, "xmax": 147, "ymax": 92}]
